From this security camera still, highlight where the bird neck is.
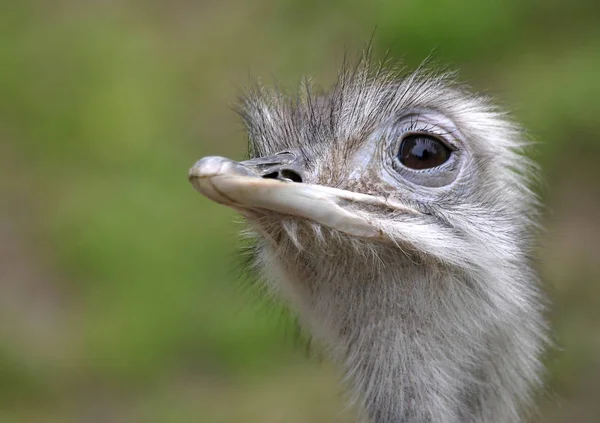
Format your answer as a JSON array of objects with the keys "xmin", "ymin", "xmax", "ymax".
[{"xmin": 258, "ymin": 240, "xmax": 543, "ymax": 423}]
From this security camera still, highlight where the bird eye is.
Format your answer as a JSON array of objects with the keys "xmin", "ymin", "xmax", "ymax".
[{"xmin": 398, "ymin": 134, "xmax": 452, "ymax": 170}]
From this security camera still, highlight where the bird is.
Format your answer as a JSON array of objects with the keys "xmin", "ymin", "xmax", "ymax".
[{"xmin": 188, "ymin": 52, "xmax": 547, "ymax": 423}]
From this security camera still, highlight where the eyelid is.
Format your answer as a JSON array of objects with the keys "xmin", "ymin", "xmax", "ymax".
[
  {"xmin": 400, "ymin": 130, "xmax": 458, "ymax": 152},
  {"xmin": 392, "ymin": 111, "xmax": 463, "ymax": 151}
]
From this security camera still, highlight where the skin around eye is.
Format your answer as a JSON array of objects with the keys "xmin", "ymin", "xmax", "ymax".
[{"xmin": 398, "ymin": 134, "xmax": 452, "ymax": 170}]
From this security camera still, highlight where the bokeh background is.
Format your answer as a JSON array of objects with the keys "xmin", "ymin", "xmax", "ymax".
[{"xmin": 1, "ymin": 1, "xmax": 599, "ymax": 422}]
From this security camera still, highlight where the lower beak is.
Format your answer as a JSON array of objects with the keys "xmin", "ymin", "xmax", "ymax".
[{"xmin": 189, "ymin": 156, "xmax": 418, "ymax": 240}]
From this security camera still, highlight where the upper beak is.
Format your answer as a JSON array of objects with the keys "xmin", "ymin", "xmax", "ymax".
[{"xmin": 188, "ymin": 153, "xmax": 418, "ymax": 240}]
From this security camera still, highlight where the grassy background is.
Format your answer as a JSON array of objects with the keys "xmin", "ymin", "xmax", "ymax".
[{"xmin": 1, "ymin": 0, "xmax": 599, "ymax": 421}]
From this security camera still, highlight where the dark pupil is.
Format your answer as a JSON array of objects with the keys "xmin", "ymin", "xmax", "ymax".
[{"xmin": 399, "ymin": 134, "xmax": 451, "ymax": 170}]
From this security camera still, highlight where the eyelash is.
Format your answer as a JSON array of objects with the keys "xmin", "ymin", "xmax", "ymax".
[{"xmin": 400, "ymin": 116, "xmax": 459, "ymax": 148}]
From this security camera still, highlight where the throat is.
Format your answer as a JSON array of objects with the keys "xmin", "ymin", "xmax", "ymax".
[{"xmin": 261, "ymin": 246, "xmax": 468, "ymax": 420}]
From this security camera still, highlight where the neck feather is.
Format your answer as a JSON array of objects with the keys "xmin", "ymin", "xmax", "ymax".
[{"xmin": 255, "ymin": 235, "xmax": 545, "ymax": 423}]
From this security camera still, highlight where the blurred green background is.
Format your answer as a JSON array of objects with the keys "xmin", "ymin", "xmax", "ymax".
[{"xmin": 1, "ymin": 0, "xmax": 599, "ymax": 422}]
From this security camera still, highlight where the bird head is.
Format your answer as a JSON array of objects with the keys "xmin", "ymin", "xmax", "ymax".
[{"xmin": 189, "ymin": 60, "xmax": 538, "ymax": 274}]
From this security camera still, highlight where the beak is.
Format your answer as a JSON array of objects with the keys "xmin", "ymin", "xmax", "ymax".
[{"xmin": 188, "ymin": 152, "xmax": 418, "ymax": 240}]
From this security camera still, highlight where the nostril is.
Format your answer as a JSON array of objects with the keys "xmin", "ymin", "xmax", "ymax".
[
  {"xmin": 263, "ymin": 171, "xmax": 279, "ymax": 180},
  {"xmin": 280, "ymin": 169, "xmax": 303, "ymax": 183},
  {"xmin": 261, "ymin": 169, "xmax": 303, "ymax": 183}
]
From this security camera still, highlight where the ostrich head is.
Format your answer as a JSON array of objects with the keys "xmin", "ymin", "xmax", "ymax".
[{"xmin": 189, "ymin": 56, "xmax": 547, "ymax": 423}]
